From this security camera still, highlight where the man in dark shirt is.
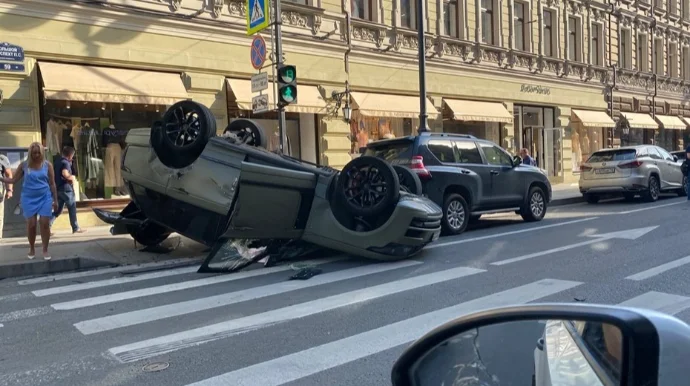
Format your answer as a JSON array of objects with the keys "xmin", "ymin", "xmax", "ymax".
[{"xmin": 50, "ymin": 146, "xmax": 85, "ymax": 234}]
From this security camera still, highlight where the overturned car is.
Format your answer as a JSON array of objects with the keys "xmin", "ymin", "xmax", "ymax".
[{"xmin": 94, "ymin": 101, "xmax": 442, "ymax": 261}]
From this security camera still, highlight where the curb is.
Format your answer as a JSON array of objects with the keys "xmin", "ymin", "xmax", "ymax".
[
  {"xmin": 550, "ymin": 195, "xmax": 584, "ymax": 207},
  {"xmin": 0, "ymin": 257, "xmax": 114, "ymax": 281}
]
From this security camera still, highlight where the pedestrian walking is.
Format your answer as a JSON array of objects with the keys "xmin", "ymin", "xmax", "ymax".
[
  {"xmin": 0, "ymin": 153, "xmax": 13, "ymax": 239},
  {"xmin": 50, "ymin": 146, "xmax": 85, "ymax": 235},
  {"xmin": 0, "ymin": 142, "xmax": 58, "ymax": 260},
  {"xmin": 682, "ymin": 145, "xmax": 690, "ymax": 201}
]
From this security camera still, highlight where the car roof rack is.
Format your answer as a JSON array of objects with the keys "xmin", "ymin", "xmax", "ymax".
[{"xmin": 419, "ymin": 132, "xmax": 477, "ymax": 139}]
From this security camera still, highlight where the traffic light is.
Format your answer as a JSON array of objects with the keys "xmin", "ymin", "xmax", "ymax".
[{"xmin": 277, "ymin": 64, "xmax": 297, "ymax": 107}]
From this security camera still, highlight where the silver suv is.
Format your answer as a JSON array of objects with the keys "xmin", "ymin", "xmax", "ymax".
[{"xmin": 579, "ymin": 145, "xmax": 687, "ymax": 203}]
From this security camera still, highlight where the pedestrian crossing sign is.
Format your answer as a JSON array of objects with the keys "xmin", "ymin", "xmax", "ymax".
[{"xmin": 247, "ymin": 0, "xmax": 269, "ymax": 35}]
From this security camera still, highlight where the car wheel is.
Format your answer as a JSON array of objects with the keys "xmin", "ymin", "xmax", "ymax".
[
  {"xmin": 678, "ymin": 176, "xmax": 688, "ymax": 197},
  {"xmin": 642, "ymin": 175, "xmax": 660, "ymax": 202},
  {"xmin": 224, "ymin": 119, "xmax": 268, "ymax": 148},
  {"xmin": 126, "ymin": 221, "xmax": 171, "ymax": 247},
  {"xmin": 521, "ymin": 186, "xmax": 546, "ymax": 222},
  {"xmin": 584, "ymin": 194, "xmax": 599, "ymax": 204},
  {"xmin": 442, "ymin": 193, "xmax": 469, "ymax": 235},
  {"xmin": 336, "ymin": 156, "xmax": 400, "ymax": 218},
  {"xmin": 392, "ymin": 165, "xmax": 422, "ymax": 195},
  {"xmin": 155, "ymin": 101, "xmax": 216, "ymax": 169}
]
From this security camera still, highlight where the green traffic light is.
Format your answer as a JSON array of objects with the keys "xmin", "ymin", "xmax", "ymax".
[{"xmin": 280, "ymin": 85, "xmax": 296, "ymax": 102}]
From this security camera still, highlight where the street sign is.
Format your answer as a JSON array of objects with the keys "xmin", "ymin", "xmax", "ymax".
[
  {"xmin": 252, "ymin": 94, "xmax": 269, "ymax": 114},
  {"xmin": 0, "ymin": 42, "xmax": 24, "ymax": 62},
  {"xmin": 0, "ymin": 63, "xmax": 25, "ymax": 72},
  {"xmin": 247, "ymin": 0, "xmax": 269, "ymax": 36},
  {"xmin": 250, "ymin": 35, "xmax": 267, "ymax": 70},
  {"xmin": 251, "ymin": 72, "xmax": 268, "ymax": 93}
]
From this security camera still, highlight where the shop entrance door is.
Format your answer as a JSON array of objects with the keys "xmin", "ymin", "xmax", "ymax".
[
  {"xmin": 522, "ymin": 126, "xmax": 562, "ymax": 178},
  {"xmin": 522, "ymin": 126, "xmax": 540, "ymax": 164}
]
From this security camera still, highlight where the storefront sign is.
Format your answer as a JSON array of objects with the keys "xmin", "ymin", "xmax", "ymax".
[
  {"xmin": 0, "ymin": 42, "xmax": 24, "ymax": 62},
  {"xmin": 1, "ymin": 63, "xmax": 25, "ymax": 72},
  {"xmin": 520, "ymin": 84, "xmax": 551, "ymax": 95}
]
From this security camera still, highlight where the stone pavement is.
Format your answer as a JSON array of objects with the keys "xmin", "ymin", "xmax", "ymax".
[
  {"xmin": 0, "ymin": 226, "xmax": 207, "ymax": 280},
  {"xmin": 551, "ymin": 183, "xmax": 582, "ymax": 205}
]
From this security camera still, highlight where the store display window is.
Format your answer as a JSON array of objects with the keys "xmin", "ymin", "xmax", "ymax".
[
  {"xmin": 42, "ymin": 101, "xmax": 164, "ymax": 201},
  {"xmin": 442, "ymin": 121, "xmax": 501, "ymax": 144},
  {"xmin": 349, "ymin": 117, "xmax": 416, "ymax": 154},
  {"xmin": 657, "ymin": 129, "xmax": 686, "ymax": 152},
  {"xmin": 571, "ymin": 126, "xmax": 604, "ymax": 172}
]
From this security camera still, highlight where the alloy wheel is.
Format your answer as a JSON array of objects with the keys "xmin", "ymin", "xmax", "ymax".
[
  {"xmin": 446, "ymin": 200, "xmax": 466, "ymax": 230},
  {"xmin": 530, "ymin": 191, "xmax": 545, "ymax": 218}
]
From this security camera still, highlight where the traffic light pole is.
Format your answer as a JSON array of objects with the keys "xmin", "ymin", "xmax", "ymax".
[{"xmin": 273, "ymin": 0, "xmax": 288, "ymax": 154}]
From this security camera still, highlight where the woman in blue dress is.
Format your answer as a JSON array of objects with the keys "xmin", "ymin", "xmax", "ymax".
[{"xmin": 0, "ymin": 142, "xmax": 58, "ymax": 260}]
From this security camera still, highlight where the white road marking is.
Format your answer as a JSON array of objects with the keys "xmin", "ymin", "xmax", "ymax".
[
  {"xmin": 616, "ymin": 200, "xmax": 686, "ymax": 214},
  {"xmin": 0, "ymin": 306, "xmax": 54, "ymax": 323},
  {"xmin": 626, "ymin": 255, "xmax": 690, "ymax": 281},
  {"xmin": 619, "ymin": 291, "xmax": 690, "ymax": 315},
  {"xmin": 0, "ymin": 323, "xmax": 3, "ymax": 328},
  {"xmin": 108, "ymin": 266, "xmax": 487, "ymax": 362},
  {"xmin": 0, "ymin": 292, "xmax": 34, "ymax": 302},
  {"xmin": 184, "ymin": 279, "xmax": 582, "ymax": 386},
  {"xmin": 427, "ymin": 217, "xmax": 598, "ymax": 249},
  {"xmin": 74, "ymin": 260, "xmax": 423, "ymax": 334},
  {"xmin": 17, "ymin": 257, "xmax": 202, "ymax": 285},
  {"xmin": 49, "ymin": 257, "xmax": 344, "ymax": 309}
]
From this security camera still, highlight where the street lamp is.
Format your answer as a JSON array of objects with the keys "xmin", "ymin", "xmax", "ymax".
[
  {"xmin": 342, "ymin": 103, "xmax": 352, "ymax": 123},
  {"xmin": 416, "ymin": 0, "xmax": 430, "ymax": 133}
]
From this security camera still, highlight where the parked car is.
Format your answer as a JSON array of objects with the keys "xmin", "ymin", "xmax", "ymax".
[
  {"xmin": 93, "ymin": 101, "xmax": 442, "ymax": 261},
  {"xmin": 579, "ymin": 145, "xmax": 687, "ymax": 203},
  {"xmin": 363, "ymin": 133, "xmax": 552, "ymax": 236}
]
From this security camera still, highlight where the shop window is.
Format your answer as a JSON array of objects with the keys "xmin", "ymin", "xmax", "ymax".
[
  {"xmin": 683, "ymin": 46, "xmax": 690, "ymax": 79},
  {"xmin": 620, "ymin": 29, "xmax": 632, "ymax": 69},
  {"xmin": 443, "ymin": 121, "xmax": 500, "ymax": 144},
  {"xmin": 427, "ymin": 140, "xmax": 456, "ymax": 163},
  {"xmin": 400, "ymin": 0, "xmax": 416, "ymax": 29},
  {"xmin": 479, "ymin": 143, "xmax": 512, "ymax": 166},
  {"xmin": 590, "ymin": 23, "xmax": 603, "ymax": 66},
  {"xmin": 350, "ymin": 117, "xmax": 417, "ymax": 153},
  {"xmin": 568, "ymin": 16, "xmax": 581, "ymax": 62},
  {"xmin": 669, "ymin": 42, "xmax": 679, "ymax": 78},
  {"xmin": 571, "ymin": 126, "xmax": 604, "ymax": 173},
  {"xmin": 453, "ymin": 141, "xmax": 483, "ymax": 164},
  {"xmin": 654, "ymin": 38, "xmax": 664, "ymax": 75},
  {"xmin": 444, "ymin": 0, "xmax": 459, "ymax": 38},
  {"xmin": 637, "ymin": 34, "xmax": 649, "ymax": 72},
  {"xmin": 481, "ymin": 0, "xmax": 495, "ymax": 44},
  {"xmin": 513, "ymin": 1, "xmax": 529, "ymax": 51},
  {"xmin": 543, "ymin": 9, "xmax": 556, "ymax": 57},
  {"xmin": 352, "ymin": 0, "xmax": 375, "ymax": 22}
]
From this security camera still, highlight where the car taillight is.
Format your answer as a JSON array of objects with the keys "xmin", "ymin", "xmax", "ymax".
[
  {"xmin": 410, "ymin": 156, "xmax": 431, "ymax": 179},
  {"xmin": 619, "ymin": 160, "xmax": 643, "ymax": 168},
  {"xmin": 580, "ymin": 164, "xmax": 592, "ymax": 172}
]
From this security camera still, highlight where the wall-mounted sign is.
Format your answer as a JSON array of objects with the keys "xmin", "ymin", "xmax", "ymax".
[
  {"xmin": 1, "ymin": 63, "xmax": 25, "ymax": 72},
  {"xmin": 520, "ymin": 84, "xmax": 551, "ymax": 95},
  {"xmin": 0, "ymin": 42, "xmax": 24, "ymax": 62}
]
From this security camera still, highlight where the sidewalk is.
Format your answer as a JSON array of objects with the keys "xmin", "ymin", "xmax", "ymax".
[
  {"xmin": 551, "ymin": 183, "xmax": 583, "ymax": 206},
  {"xmin": 0, "ymin": 226, "xmax": 207, "ymax": 280}
]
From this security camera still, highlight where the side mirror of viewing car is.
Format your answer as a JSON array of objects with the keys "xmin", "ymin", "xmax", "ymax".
[
  {"xmin": 391, "ymin": 303, "xmax": 690, "ymax": 386},
  {"xmin": 512, "ymin": 155, "xmax": 522, "ymax": 168}
]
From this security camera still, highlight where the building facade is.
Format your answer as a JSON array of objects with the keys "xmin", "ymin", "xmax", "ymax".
[{"xmin": 1, "ymin": 0, "xmax": 690, "ymax": 213}]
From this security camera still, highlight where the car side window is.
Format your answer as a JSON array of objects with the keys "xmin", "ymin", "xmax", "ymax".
[
  {"xmin": 427, "ymin": 140, "xmax": 456, "ymax": 163},
  {"xmin": 453, "ymin": 141, "xmax": 484, "ymax": 164},
  {"xmin": 479, "ymin": 143, "xmax": 512, "ymax": 167},
  {"xmin": 647, "ymin": 147, "xmax": 663, "ymax": 160},
  {"xmin": 567, "ymin": 321, "xmax": 622, "ymax": 383},
  {"xmin": 656, "ymin": 147, "xmax": 674, "ymax": 162}
]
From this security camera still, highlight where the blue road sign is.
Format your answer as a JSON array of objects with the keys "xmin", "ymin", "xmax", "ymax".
[
  {"xmin": 247, "ymin": 0, "xmax": 269, "ymax": 36},
  {"xmin": 250, "ymin": 35, "xmax": 267, "ymax": 70},
  {"xmin": 0, "ymin": 63, "xmax": 25, "ymax": 72},
  {"xmin": 0, "ymin": 42, "xmax": 24, "ymax": 62}
]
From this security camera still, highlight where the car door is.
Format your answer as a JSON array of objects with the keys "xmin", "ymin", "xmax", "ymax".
[
  {"xmin": 477, "ymin": 142, "xmax": 523, "ymax": 206},
  {"xmin": 453, "ymin": 140, "xmax": 492, "ymax": 204},
  {"xmin": 656, "ymin": 146, "xmax": 684, "ymax": 187},
  {"xmin": 646, "ymin": 146, "xmax": 674, "ymax": 189}
]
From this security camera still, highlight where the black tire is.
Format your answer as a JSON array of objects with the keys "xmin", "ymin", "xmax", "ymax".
[
  {"xmin": 224, "ymin": 119, "xmax": 268, "ymax": 148},
  {"xmin": 442, "ymin": 193, "xmax": 469, "ymax": 235},
  {"xmin": 154, "ymin": 101, "xmax": 216, "ymax": 169},
  {"xmin": 127, "ymin": 222, "xmax": 171, "ymax": 247},
  {"xmin": 335, "ymin": 156, "xmax": 400, "ymax": 217},
  {"xmin": 521, "ymin": 186, "xmax": 547, "ymax": 222},
  {"xmin": 584, "ymin": 194, "xmax": 599, "ymax": 204},
  {"xmin": 392, "ymin": 165, "xmax": 422, "ymax": 195},
  {"xmin": 678, "ymin": 176, "xmax": 688, "ymax": 197},
  {"xmin": 642, "ymin": 175, "xmax": 660, "ymax": 202}
]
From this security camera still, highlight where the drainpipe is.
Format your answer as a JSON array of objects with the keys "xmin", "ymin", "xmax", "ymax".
[
  {"xmin": 652, "ymin": 73, "xmax": 657, "ymax": 120},
  {"xmin": 607, "ymin": 0, "xmax": 616, "ymax": 147}
]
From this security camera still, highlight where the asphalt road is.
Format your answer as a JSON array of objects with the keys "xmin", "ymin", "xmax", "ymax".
[{"xmin": 2, "ymin": 194, "xmax": 690, "ymax": 386}]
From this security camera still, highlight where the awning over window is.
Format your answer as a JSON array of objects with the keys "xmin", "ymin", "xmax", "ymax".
[
  {"xmin": 571, "ymin": 109, "xmax": 615, "ymax": 128},
  {"xmin": 620, "ymin": 112, "xmax": 658, "ymax": 130},
  {"xmin": 443, "ymin": 99, "xmax": 513, "ymax": 123},
  {"xmin": 38, "ymin": 62, "xmax": 189, "ymax": 105},
  {"xmin": 653, "ymin": 114, "xmax": 687, "ymax": 130},
  {"xmin": 350, "ymin": 92, "xmax": 438, "ymax": 119},
  {"xmin": 680, "ymin": 116, "xmax": 690, "ymax": 127},
  {"xmin": 226, "ymin": 78, "xmax": 327, "ymax": 114}
]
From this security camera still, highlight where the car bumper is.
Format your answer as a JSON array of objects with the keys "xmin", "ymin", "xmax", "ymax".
[{"xmin": 579, "ymin": 175, "xmax": 648, "ymax": 194}]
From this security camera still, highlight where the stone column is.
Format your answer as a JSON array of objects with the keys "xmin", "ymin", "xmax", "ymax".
[
  {"xmin": 557, "ymin": 106, "xmax": 577, "ymax": 183},
  {"xmin": 182, "ymin": 72, "xmax": 228, "ymax": 134},
  {"xmin": 0, "ymin": 57, "xmax": 42, "ymax": 147},
  {"xmin": 320, "ymin": 117, "xmax": 352, "ymax": 169},
  {"xmin": 503, "ymin": 101, "xmax": 515, "ymax": 153}
]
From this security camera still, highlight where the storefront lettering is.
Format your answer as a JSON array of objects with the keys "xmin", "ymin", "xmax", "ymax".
[
  {"xmin": 0, "ymin": 42, "xmax": 24, "ymax": 62},
  {"xmin": 520, "ymin": 84, "xmax": 551, "ymax": 95}
]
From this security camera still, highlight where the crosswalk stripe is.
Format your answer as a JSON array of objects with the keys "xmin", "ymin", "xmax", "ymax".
[
  {"xmin": 0, "ymin": 306, "xmax": 54, "ymax": 323},
  {"xmin": 49, "ymin": 257, "xmax": 344, "ymax": 308},
  {"xmin": 625, "ymin": 255, "xmax": 690, "ymax": 281},
  {"xmin": 184, "ymin": 278, "xmax": 582, "ymax": 386},
  {"xmin": 74, "ymin": 260, "xmax": 424, "ymax": 334},
  {"xmin": 17, "ymin": 257, "xmax": 202, "ymax": 285},
  {"xmin": 108, "ymin": 266, "xmax": 487, "ymax": 362},
  {"xmin": 618, "ymin": 291, "xmax": 690, "ymax": 315}
]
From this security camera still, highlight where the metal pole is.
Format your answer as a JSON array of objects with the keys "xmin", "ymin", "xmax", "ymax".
[
  {"xmin": 273, "ymin": 0, "xmax": 288, "ymax": 154},
  {"xmin": 416, "ymin": 0, "xmax": 430, "ymax": 133}
]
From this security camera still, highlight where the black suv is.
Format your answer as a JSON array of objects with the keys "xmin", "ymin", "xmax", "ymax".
[{"xmin": 364, "ymin": 132, "xmax": 552, "ymax": 235}]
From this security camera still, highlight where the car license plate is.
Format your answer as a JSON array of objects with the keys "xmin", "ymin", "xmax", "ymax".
[
  {"xmin": 432, "ymin": 230, "xmax": 440, "ymax": 241},
  {"xmin": 595, "ymin": 167, "xmax": 615, "ymax": 174}
]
